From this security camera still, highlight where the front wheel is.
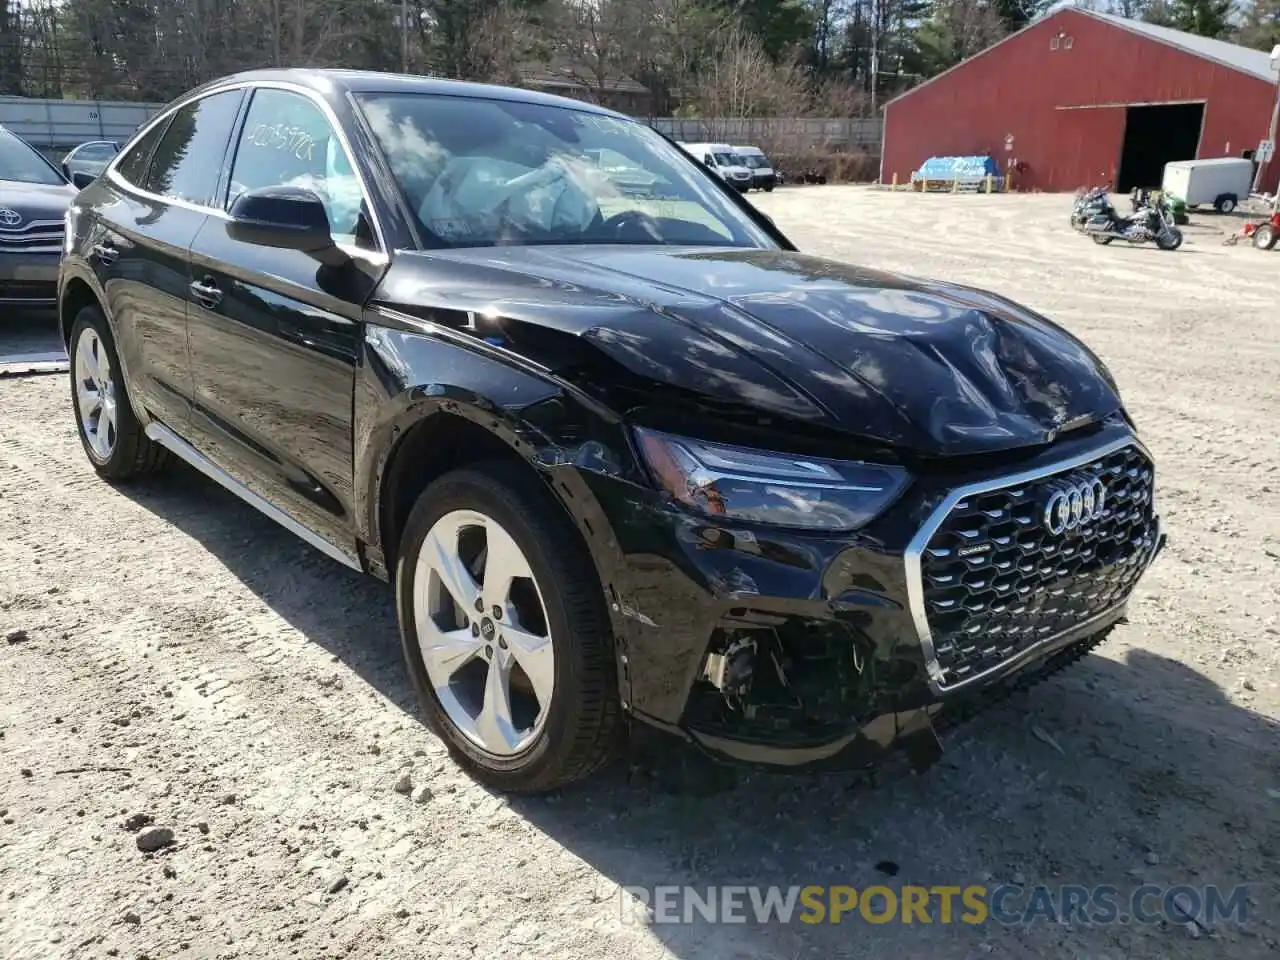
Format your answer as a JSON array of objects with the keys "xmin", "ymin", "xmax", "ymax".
[
  {"xmin": 395, "ymin": 462, "xmax": 621, "ymax": 793},
  {"xmin": 1155, "ymin": 228, "xmax": 1183, "ymax": 251},
  {"xmin": 1253, "ymin": 223, "xmax": 1277, "ymax": 250}
]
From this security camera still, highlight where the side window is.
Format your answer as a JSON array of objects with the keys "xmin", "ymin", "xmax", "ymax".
[
  {"xmin": 115, "ymin": 120, "xmax": 170, "ymax": 187},
  {"xmin": 227, "ymin": 88, "xmax": 372, "ymax": 249},
  {"xmin": 143, "ymin": 90, "xmax": 243, "ymax": 207}
]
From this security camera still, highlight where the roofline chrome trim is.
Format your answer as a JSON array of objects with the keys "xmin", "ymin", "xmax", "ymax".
[
  {"xmin": 103, "ymin": 78, "xmax": 387, "ymax": 252},
  {"xmin": 903, "ymin": 432, "xmax": 1154, "ymax": 695},
  {"xmin": 144, "ymin": 422, "xmax": 362, "ymax": 572}
]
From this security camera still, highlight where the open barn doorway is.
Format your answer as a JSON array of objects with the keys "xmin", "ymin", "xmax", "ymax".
[{"xmin": 1117, "ymin": 102, "xmax": 1204, "ymax": 192}]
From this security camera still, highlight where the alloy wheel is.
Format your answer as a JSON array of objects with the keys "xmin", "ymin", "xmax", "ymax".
[
  {"xmin": 413, "ymin": 509, "xmax": 555, "ymax": 756},
  {"xmin": 74, "ymin": 327, "xmax": 118, "ymax": 461}
]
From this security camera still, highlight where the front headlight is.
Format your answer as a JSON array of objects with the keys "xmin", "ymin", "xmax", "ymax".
[{"xmin": 635, "ymin": 428, "xmax": 909, "ymax": 531}]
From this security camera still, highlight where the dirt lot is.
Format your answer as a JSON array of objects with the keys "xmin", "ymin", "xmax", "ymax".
[{"xmin": 2, "ymin": 188, "xmax": 1278, "ymax": 960}]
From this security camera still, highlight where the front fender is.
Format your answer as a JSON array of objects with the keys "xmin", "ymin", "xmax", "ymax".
[{"xmin": 354, "ymin": 315, "xmax": 642, "ymax": 651}]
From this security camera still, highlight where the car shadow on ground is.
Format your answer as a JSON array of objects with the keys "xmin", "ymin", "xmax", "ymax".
[{"xmin": 117, "ymin": 462, "xmax": 1280, "ymax": 959}]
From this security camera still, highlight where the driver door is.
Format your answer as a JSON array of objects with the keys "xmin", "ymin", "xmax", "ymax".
[{"xmin": 185, "ymin": 86, "xmax": 385, "ymax": 559}]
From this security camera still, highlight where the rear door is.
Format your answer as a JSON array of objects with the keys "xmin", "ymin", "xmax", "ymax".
[
  {"xmin": 185, "ymin": 85, "xmax": 385, "ymax": 558},
  {"xmin": 92, "ymin": 89, "xmax": 245, "ymax": 433}
]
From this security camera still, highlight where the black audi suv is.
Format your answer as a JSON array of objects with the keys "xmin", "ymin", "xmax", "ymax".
[{"xmin": 59, "ymin": 69, "xmax": 1163, "ymax": 792}]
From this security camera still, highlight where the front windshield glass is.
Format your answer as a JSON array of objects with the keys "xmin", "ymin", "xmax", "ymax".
[
  {"xmin": 713, "ymin": 152, "xmax": 738, "ymax": 166},
  {"xmin": 742, "ymin": 155, "xmax": 769, "ymax": 169},
  {"xmin": 0, "ymin": 128, "xmax": 65, "ymax": 185},
  {"xmin": 357, "ymin": 94, "xmax": 776, "ymax": 250}
]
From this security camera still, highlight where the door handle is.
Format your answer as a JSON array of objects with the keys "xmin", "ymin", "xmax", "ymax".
[
  {"xmin": 189, "ymin": 278, "xmax": 223, "ymax": 309},
  {"xmin": 91, "ymin": 242, "xmax": 118, "ymax": 265}
]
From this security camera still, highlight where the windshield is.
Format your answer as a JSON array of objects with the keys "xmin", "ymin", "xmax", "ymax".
[
  {"xmin": 741, "ymin": 154, "xmax": 770, "ymax": 169},
  {"xmin": 713, "ymin": 152, "xmax": 739, "ymax": 166},
  {"xmin": 0, "ymin": 128, "xmax": 65, "ymax": 185},
  {"xmin": 73, "ymin": 143, "xmax": 117, "ymax": 161},
  {"xmin": 357, "ymin": 94, "xmax": 776, "ymax": 250}
]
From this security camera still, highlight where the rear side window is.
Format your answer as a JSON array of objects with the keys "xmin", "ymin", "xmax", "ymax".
[
  {"xmin": 143, "ymin": 90, "xmax": 243, "ymax": 207},
  {"xmin": 115, "ymin": 121, "xmax": 169, "ymax": 187}
]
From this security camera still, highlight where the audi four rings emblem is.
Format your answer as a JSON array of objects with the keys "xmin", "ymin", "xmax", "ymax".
[
  {"xmin": 1043, "ymin": 474, "xmax": 1107, "ymax": 535},
  {"xmin": 0, "ymin": 207, "xmax": 22, "ymax": 228}
]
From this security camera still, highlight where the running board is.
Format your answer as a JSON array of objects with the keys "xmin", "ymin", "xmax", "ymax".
[{"xmin": 144, "ymin": 422, "xmax": 362, "ymax": 572}]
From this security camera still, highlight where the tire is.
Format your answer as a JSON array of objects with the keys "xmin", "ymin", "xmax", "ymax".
[
  {"xmin": 1253, "ymin": 223, "xmax": 1277, "ymax": 250},
  {"xmin": 1091, "ymin": 234, "xmax": 1113, "ymax": 245},
  {"xmin": 1214, "ymin": 194, "xmax": 1237, "ymax": 214},
  {"xmin": 395, "ymin": 461, "xmax": 621, "ymax": 792},
  {"xmin": 764, "ymin": 183, "xmax": 774, "ymax": 192},
  {"xmin": 69, "ymin": 306, "xmax": 170, "ymax": 481},
  {"xmin": 1155, "ymin": 228, "xmax": 1183, "ymax": 251}
]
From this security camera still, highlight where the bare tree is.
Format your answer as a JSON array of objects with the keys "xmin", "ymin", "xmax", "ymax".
[
  {"xmin": 469, "ymin": 0, "xmax": 541, "ymax": 85},
  {"xmin": 692, "ymin": 22, "xmax": 810, "ymax": 118}
]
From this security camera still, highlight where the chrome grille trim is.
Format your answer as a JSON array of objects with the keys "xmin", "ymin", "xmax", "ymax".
[
  {"xmin": 904, "ymin": 434, "xmax": 1159, "ymax": 694},
  {"xmin": 0, "ymin": 219, "xmax": 64, "ymax": 251},
  {"xmin": 0, "ymin": 218, "xmax": 63, "ymax": 234}
]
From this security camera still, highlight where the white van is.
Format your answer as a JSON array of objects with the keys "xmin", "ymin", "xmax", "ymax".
[
  {"xmin": 679, "ymin": 142, "xmax": 753, "ymax": 193},
  {"xmin": 734, "ymin": 145, "xmax": 776, "ymax": 192}
]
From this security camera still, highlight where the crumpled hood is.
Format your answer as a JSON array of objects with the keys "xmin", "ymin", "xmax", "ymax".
[
  {"xmin": 386, "ymin": 246, "xmax": 1124, "ymax": 457},
  {"xmin": 0, "ymin": 179, "xmax": 77, "ymax": 225}
]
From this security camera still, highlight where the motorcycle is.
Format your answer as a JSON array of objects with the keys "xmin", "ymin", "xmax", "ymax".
[
  {"xmin": 1070, "ymin": 186, "xmax": 1109, "ymax": 231},
  {"xmin": 1131, "ymin": 186, "xmax": 1189, "ymax": 225},
  {"xmin": 1080, "ymin": 191, "xmax": 1183, "ymax": 250}
]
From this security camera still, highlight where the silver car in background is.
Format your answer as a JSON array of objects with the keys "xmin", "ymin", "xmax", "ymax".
[{"xmin": 60, "ymin": 140, "xmax": 119, "ymax": 185}]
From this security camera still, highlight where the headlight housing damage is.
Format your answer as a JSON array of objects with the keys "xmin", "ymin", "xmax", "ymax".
[{"xmin": 635, "ymin": 427, "xmax": 909, "ymax": 531}]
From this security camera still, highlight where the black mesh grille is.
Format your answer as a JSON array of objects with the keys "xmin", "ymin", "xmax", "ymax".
[{"xmin": 920, "ymin": 444, "xmax": 1157, "ymax": 688}]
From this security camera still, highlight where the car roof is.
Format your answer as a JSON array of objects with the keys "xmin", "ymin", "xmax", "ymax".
[{"xmin": 184, "ymin": 68, "xmax": 631, "ymax": 120}]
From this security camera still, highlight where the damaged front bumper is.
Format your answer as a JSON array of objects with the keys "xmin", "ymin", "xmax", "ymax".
[{"xmin": 599, "ymin": 422, "xmax": 1166, "ymax": 775}]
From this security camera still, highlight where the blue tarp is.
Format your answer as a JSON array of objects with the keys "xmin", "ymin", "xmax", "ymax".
[{"xmin": 912, "ymin": 155, "xmax": 1000, "ymax": 180}]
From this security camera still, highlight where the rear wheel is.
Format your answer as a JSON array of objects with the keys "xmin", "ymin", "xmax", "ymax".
[
  {"xmin": 1091, "ymin": 234, "xmax": 1113, "ymax": 245},
  {"xmin": 69, "ymin": 307, "xmax": 169, "ymax": 481},
  {"xmin": 1253, "ymin": 223, "xmax": 1277, "ymax": 250},
  {"xmin": 395, "ymin": 462, "xmax": 621, "ymax": 792},
  {"xmin": 1214, "ymin": 194, "xmax": 1237, "ymax": 214}
]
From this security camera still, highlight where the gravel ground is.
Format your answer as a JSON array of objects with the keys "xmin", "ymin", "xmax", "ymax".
[{"xmin": 1, "ymin": 188, "xmax": 1278, "ymax": 960}]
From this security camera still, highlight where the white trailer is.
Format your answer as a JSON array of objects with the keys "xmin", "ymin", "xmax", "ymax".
[{"xmin": 1161, "ymin": 158, "xmax": 1255, "ymax": 213}]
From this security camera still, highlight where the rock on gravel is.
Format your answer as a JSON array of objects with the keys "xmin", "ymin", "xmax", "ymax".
[
  {"xmin": 410, "ymin": 784, "xmax": 433, "ymax": 804},
  {"xmin": 135, "ymin": 826, "xmax": 175, "ymax": 852},
  {"xmin": 5, "ymin": 628, "xmax": 29, "ymax": 644},
  {"xmin": 325, "ymin": 873, "xmax": 349, "ymax": 894},
  {"xmin": 393, "ymin": 771, "xmax": 413, "ymax": 794},
  {"xmin": 123, "ymin": 812, "xmax": 154, "ymax": 832}
]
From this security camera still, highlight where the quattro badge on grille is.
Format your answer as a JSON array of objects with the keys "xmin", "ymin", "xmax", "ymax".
[{"xmin": 1043, "ymin": 474, "xmax": 1106, "ymax": 535}]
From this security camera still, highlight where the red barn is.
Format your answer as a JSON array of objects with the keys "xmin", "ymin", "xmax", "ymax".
[{"xmin": 881, "ymin": 8, "xmax": 1280, "ymax": 193}]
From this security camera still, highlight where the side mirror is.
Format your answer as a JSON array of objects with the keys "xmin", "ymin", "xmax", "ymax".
[
  {"xmin": 227, "ymin": 186, "xmax": 334, "ymax": 253},
  {"xmin": 71, "ymin": 171, "xmax": 95, "ymax": 189},
  {"xmin": 704, "ymin": 158, "xmax": 715, "ymax": 168}
]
